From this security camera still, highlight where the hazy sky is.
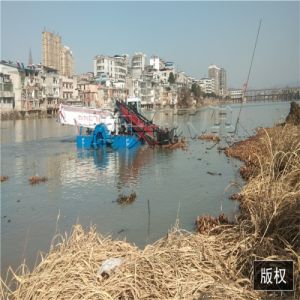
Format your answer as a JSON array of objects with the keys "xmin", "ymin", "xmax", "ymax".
[{"xmin": 1, "ymin": 1, "xmax": 299, "ymax": 89}]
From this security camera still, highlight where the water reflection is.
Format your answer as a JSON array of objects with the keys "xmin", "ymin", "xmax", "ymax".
[{"xmin": 75, "ymin": 146, "xmax": 156, "ymax": 190}]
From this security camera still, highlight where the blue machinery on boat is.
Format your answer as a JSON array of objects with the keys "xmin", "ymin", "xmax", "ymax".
[{"xmin": 76, "ymin": 123, "xmax": 141, "ymax": 150}]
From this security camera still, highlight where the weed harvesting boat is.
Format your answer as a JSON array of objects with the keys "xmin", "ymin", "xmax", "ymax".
[
  {"xmin": 116, "ymin": 99, "xmax": 175, "ymax": 146},
  {"xmin": 58, "ymin": 98, "xmax": 176, "ymax": 149}
]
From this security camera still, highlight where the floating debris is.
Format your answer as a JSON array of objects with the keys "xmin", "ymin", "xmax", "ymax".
[
  {"xmin": 97, "ymin": 257, "xmax": 123, "ymax": 278},
  {"xmin": 195, "ymin": 214, "xmax": 229, "ymax": 234},
  {"xmin": 198, "ymin": 134, "xmax": 220, "ymax": 142},
  {"xmin": 207, "ymin": 171, "xmax": 222, "ymax": 176},
  {"xmin": 0, "ymin": 176, "xmax": 9, "ymax": 182},
  {"xmin": 162, "ymin": 138, "xmax": 187, "ymax": 150},
  {"xmin": 116, "ymin": 192, "xmax": 137, "ymax": 205},
  {"xmin": 29, "ymin": 176, "xmax": 48, "ymax": 185},
  {"xmin": 217, "ymin": 146, "xmax": 227, "ymax": 151}
]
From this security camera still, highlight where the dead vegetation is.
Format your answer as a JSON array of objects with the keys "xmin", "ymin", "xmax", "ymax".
[
  {"xmin": 162, "ymin": 138, "xmax": 188, "ymax": 150},
  {"xmin": 198, "ymin": 134, "xmax": 220, "ymax": 142},
  {"xmin": 220, "ymin": 121, "xmax": 300, "ymax": 295},
  {"xmin": 232, "ymin": 124, "xmax": 300, "ymax": 246},
  {"xmin": 1, "ymin": 224, "xmax": 262, "ymax": 300},
  {"xmin": 116, "ymin": 192, "xmax": 137, "ymax": 205},
  {"xmin": 195, "ymin": 213, "xmax": 230, "ymax": 234},
  {"xmin": 0, "ymin": 176, "xmax": 9, "ymax": 182},
  {"xmin": 28, "ymin": 176, "xmax": 48, "ymax": 185}
]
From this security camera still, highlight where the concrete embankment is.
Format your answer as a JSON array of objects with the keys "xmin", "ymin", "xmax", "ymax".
[{"xmin": 1, "ymin": 110, "xmax": 57, "ymax": 121}]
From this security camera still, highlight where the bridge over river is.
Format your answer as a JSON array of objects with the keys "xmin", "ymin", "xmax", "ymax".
[{"xmin": 243, "ymin": 87, "xmax": 300, "ymax": 102}]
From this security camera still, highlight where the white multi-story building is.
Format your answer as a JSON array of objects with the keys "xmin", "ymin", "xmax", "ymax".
[
  {"xmin": 93, "ymin": 54, "xmax": 127, "ymax": 83},
  {"xmin": 208, "ymin": 64, "xmax": 227, "ymax": 96},
  {"xmin": 154, "ymin": 69, "xmax": 175, "ymax": 84},
  {"xmin": 228, "ymin": 89, "xmax": 243, "ymax": 100},
  {"xmin": 131, "ymin": 52, "xmax": 146, "ymax": 79},
  {"xmin": 0, "ymin": 73, "xmax": 14, "ymax": 111},
  {"xmin": 0, "ymin": 62, "xmax": 24, "ymax": 111},
  {"xmin": 199, "ymin": 78, "xmax": 215, "ymax": 94},
  {"xmin": 175, "ymin": 71, "xmax": 189, "ymax": 86},
  {"xmin": 0, "ymin": 61, "xmax": 64, "ymax": 112},
  {"xmin": 60, "ymin": 75, "xmax": 77, "ymax": 101},
  {"xmin": 114, "ymin": 55, "xmax": 127, "ymax": 83},
  {"xmin": 149, "ymin": 55, "xmax": 165, "ymax": 71}
]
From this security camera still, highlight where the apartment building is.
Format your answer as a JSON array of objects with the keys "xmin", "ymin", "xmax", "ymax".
[
  {"xmin": 0, "ymin": 73, "xmax": 14, "ymax": 111},
  {"xmin": 175, "ymin": 72, "xmax": 189, "ymax": 87},
  {"xmin": 149, "ymin": 56, "xmax": 165, "ymax": 71},
  {"xmin": 208, "ymin": 64, "xmax": 227, "ymax": 96},
  {"xmin": 0, "ymin": 61, "xmax": 73, "ymax": 112},
  {"xmin": 199, "ymin": 78, "xmax": 215, "ymax": 94},
  {"xmin": 42, "ymin": 31, "xmax": 62, "ymax": 71},
  {"xmin": 61, "ymin": 46, "xmax": 74, "ymax": 77},
  {"xmin": 228, "ymin": 89, "xmax": 243, "ymax": 100},
  {"xmin": 93, "ymin": 54, "xmax": 127, "ymax": 84},
  {"xmin": 42, "ymin": 31, "xmax": 74, "ymax": 76},
  {"xmin": 61, "ymin": 75, "xmax": 77, "ymax": 101},
  {"xmin": 0, "ymin": 62, "xmax": 24, "ymax": 111},
  {"xmin": 131, "ymin": 52, "xmax": 146, "ymax": 79}
]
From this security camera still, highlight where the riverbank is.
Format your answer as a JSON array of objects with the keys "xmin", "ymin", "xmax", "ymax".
[
  {"xmin": 1, "ymin": 110, "xmax": 56, "ymax": 121},
  {"xmin": 0, "ymin": 98, "xmax": 292, "ymax": 121},
  {"xmin": 1, "ymin": 103, "xmax": 299, "ymax": 299}
]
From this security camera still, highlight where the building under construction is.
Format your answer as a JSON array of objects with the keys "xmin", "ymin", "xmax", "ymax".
[{"xmin": 42, "ymin": 31, "xmax": 74, "ymax": 77}]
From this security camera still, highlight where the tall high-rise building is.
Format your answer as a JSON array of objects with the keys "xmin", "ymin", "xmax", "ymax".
[
  {"xmin": 208, "ymin": 64, "xmax": 227, "ymax": 96},
  {"xmin": 61, "ymin": 46, "xmax": 74, "ymax": 77},
  {"xmin": 42, "ymin": 31, "xmax": 62, "ymax": 71},
  {"xmin": 42, "ymin": 31, "xmax": 74, "ymax": 76}
]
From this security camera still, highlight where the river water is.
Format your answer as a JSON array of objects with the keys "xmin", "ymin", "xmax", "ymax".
[{"xmin": 0, "ymin": 101, "xmax": 292, "ymax": 275}]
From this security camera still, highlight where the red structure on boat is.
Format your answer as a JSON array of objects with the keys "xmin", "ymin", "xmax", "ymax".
[{"xmin": 115, "ymin": 100, "xmax": 174, "ymax": 146}]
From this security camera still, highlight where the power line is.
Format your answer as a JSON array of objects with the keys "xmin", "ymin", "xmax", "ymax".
[{"xmin": 234, "ymin": 19, "xmax": 262, "ymax": 135}]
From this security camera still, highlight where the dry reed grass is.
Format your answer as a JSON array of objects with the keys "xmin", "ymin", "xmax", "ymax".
[
  {"xmin": 1, "ymin": 224, "xmax": 261, "ymax": 300},
  {"xmin": 195, "ymin": 214, "xmax": 230, "ymax": 234},
  {"xmin": 235, "ymin": 124, "xmax": 300, "ymax": 247},
  {"xmin": 28, "ymin": 176, "xmax": 48, "ymax": 185},
  {"xmin": 198, "ymin": 134, "xmax": 220, "ymax": 142},
  {"xmin": 222, "ymin": 123, "xmax": 300, "ymax": 290}
]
